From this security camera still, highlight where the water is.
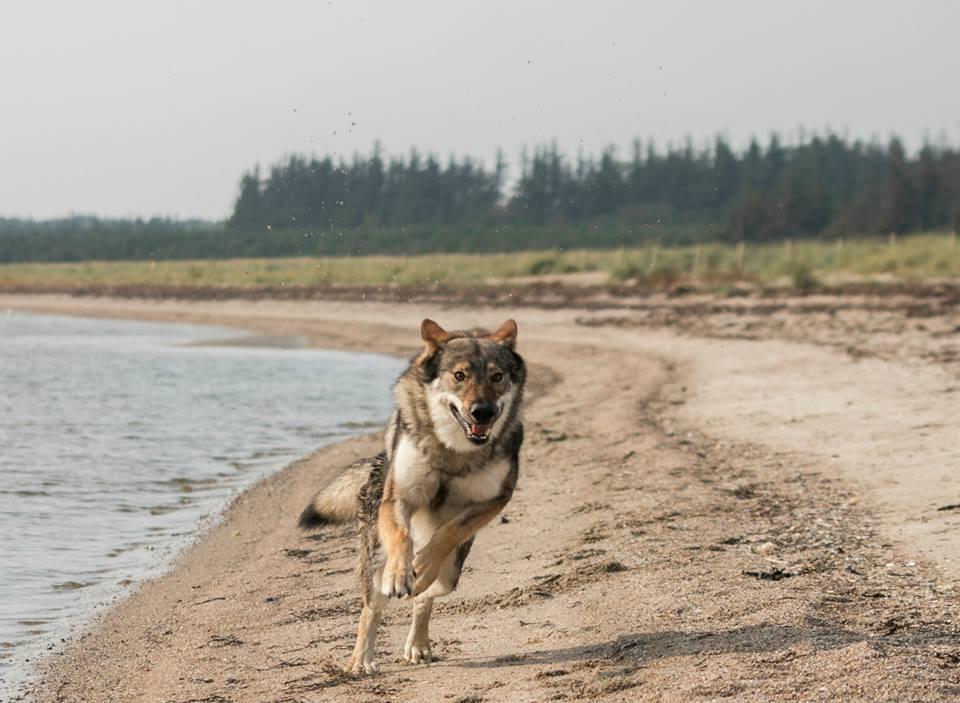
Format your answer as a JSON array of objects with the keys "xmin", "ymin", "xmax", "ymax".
[{"xmin": 0, "ymin": 312, "xmax": 403, "ymax": 698}]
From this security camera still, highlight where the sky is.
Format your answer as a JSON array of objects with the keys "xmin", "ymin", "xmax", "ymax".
[{"xmin": 2, "ymin": 0, "xmax": 959, "ymax": 220}]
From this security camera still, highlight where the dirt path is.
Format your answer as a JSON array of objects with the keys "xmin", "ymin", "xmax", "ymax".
[{"xmin": 4, "ymin": 293, "xmax": 960, "ymax": 702}]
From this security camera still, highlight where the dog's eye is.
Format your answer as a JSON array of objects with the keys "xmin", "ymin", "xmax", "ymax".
[
  {"xmin": 454, "ymin": 371, "xmax": 466, "ymax": 382},
  {"xmin": 491, "ymin": 372, "xmax": 504, "ymax": 383}
]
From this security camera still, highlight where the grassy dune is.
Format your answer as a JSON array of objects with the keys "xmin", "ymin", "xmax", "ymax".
[{"xmin": 1, "ymin": 233, "xmax": 958, "ymax": 290}]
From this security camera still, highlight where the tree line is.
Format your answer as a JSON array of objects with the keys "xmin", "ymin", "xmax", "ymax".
[
  {"xmin": 2, "ymin": 133, "xmax": 959, "ymax": 263},
  {"xmin": 231, "ymin": 135, "xmax": 960, "ymax": 241}
]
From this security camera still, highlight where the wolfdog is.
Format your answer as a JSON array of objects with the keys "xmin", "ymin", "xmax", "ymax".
[{"xmin": 298, "ymin": 318, "xmax": 526, "ymax": 673}]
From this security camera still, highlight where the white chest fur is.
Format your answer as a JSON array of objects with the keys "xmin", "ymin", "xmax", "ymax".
[{"xmin": 446, "ymin": 456, "xmax": 511, "ymax": 505}]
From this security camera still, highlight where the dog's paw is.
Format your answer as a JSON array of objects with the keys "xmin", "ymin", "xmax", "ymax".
[
  {"xmin": 381, "ymin": 556, "xmax": 414, "ymax": 598},
  {"xmin": 347, "ymin": 654, "xmax": 380, "ymax": 675},
  {"xmin": 404, "ymin": 636, "xmax": 433, "ymax": 665}
]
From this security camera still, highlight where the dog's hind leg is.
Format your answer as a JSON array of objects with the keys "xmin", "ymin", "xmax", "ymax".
[
  {"xmin": 403, "ymin": 594, "xmax": 434, "ymax": 664},
  {"xmin": 348, "ymin": 588, "xmax": 386, "ymax": 675}
]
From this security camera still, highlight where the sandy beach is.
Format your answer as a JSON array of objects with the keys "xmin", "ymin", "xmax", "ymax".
[{"xmin": 5, "ymin": 290, "xmax": 960, "ymax": 702}]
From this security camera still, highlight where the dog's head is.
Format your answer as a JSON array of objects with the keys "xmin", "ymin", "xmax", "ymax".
[{"xmin": 416, "ymin": 318, "xmax": 524, "ymax": 452}]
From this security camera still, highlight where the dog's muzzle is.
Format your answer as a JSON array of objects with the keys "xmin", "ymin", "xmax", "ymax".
[{"xmin": 450, "ymin": 402, "xmax": 498, "ymax": 445}]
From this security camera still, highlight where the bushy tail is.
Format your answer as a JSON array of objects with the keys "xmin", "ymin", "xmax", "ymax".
[{"xmin": 298, "ymin": 454, "xmax": 384, "ymax": 529}]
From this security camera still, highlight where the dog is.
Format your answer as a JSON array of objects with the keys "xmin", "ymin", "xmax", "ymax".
[{"xmin": 298, "ymin": 318, "xmax": 526, "ymax": 673}]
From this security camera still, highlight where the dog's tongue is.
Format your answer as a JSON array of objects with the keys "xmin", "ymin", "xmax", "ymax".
[{"xmin": 470, "ymin": 423, "xmax": 488, "ymax": 436}]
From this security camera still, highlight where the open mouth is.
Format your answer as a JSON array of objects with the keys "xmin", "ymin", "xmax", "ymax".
[{"xmin": 449, "ymin": 404, "xmax": 493, "ymax": 445}]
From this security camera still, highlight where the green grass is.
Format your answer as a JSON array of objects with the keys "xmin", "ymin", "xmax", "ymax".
[{"xmin": 1, "ymin": 232, "xmax": 958, "ymax": 291}]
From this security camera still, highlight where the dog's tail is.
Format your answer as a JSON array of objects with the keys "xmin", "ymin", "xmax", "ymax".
[{"xmin": 297, "ymin": 453, "xmax": 385, "ymax": 529}]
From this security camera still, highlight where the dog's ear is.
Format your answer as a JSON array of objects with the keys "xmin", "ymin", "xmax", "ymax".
[
  {"xmin": 489, "ymin": 319, "xmax": 518, "ymax": 349},
  {"xmin": 420, "ymin": 319, "xmax": 451, "ymax": 354}
]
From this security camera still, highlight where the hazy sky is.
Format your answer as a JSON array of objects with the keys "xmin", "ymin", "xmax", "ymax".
[{"xmin": 3, "ymin": 1, "xmax": 959, "ymax": 220}]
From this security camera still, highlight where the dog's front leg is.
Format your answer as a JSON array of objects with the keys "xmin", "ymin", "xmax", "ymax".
[
  {"xmin": 411, "ymin": 498, "xmax": 507, "ymax": 596},
  {"xmin": 379, "ymin": 498, "xmax": 415, "ymax": 598}
]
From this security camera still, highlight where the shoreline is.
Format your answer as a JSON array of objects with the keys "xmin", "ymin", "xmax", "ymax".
[
  {"xmin": 6, "ymin": 292, "xmax": 960, "ymax": 701},
  {"xmin": 1, "ymin": 310, "xmax": 402, "ymax": 701}
]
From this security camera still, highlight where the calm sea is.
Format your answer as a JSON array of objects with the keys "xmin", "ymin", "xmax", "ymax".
[{"xmin": 0, "ymin": 312, "xmax": 403, "ymax": 698}]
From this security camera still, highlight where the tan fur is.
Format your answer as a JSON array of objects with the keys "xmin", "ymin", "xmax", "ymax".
[{"xmin": 378, "ymin": 495, "xmax": 415, "ymax": 597}]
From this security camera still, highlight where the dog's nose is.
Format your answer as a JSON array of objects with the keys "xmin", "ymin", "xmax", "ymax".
[{"xmin": 470, "ymin": 402, "xmax": 497, "ymax": 424}]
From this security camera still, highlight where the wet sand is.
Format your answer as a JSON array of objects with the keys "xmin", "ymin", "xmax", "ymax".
[{"xmin": 4, "ymin": 291, "xmax": 960, "ymax": 702}]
